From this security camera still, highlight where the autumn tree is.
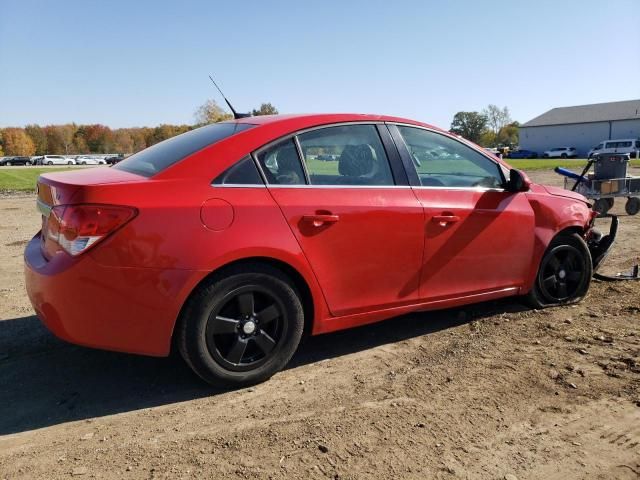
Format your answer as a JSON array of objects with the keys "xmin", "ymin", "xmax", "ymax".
[
  {"xmin": 78, "ymin": 124, "xmax": 114, "ymax": 153},
  {"xmin": 450, "ymin": 111, "xmax": 487, "ymax": 144},
  {"xmin": 252, "ymin": 103, "xmax": 279, "ymax": 116},
  {"xmin": 498, "ymin": 121, "xmax": 519, "ymax": 147},
  {"xmin": 194, "ymin": 99, "xmax": 232, "ymax": 125},
  {"xmin": 112, "ymin": 130, "xmax": 134, "ymax": 153},
  {"xmin": 25, "ymin": 125, "xmax": 48, "ymax": 155},
  {"xmin": 483, "ymin": 105, "xmax": 512, "ymax": 143},
  {"xmin": 2, "ymin": 128, "xmax": 36, "ymax": 156}
]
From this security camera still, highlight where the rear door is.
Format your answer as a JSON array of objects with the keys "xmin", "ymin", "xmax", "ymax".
[
  {"xmin": 256, "ymin": 123, "xmax": 425, "ymax": 317},
  {"xmin": 390, "ymin": 124, "xmax": 535, "ymax": 301}
]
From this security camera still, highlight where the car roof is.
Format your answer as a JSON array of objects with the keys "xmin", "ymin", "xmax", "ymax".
[{"xmin": 233, "ymin": 113, "xmax": 443, "ymax": 131}]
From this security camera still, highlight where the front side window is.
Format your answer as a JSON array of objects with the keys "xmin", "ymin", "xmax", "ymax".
[
  {"xmin": 297, "ymin": 124, "xmax": 394, "ymax": 186},
  {"xmin": 396, "ymin": 126, "xmax": 504, "ymax": 188}
]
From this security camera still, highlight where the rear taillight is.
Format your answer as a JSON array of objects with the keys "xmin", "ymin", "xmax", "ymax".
[{"xmin": 46, "ymin": 204, "xmax": 137, "ymax": 256}]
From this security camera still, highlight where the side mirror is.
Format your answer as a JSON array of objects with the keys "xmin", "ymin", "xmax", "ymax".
[{"xmin": 507, "ymin": 169, "xmax": 531, "ymax": 192}]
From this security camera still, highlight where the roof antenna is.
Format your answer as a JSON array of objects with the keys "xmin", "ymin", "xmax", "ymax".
[{"xmin": 208, "ymin": 75, "xmax": 251, "ymax": 119}]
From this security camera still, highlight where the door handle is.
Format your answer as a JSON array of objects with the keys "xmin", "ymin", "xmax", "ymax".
[
  {"xmin": 432, "ymin": 215, "xmax": 460, "ymax": 226},
  {"xmin": 302, "ymin": 214, "xmax": 340, "ymax": 227}
]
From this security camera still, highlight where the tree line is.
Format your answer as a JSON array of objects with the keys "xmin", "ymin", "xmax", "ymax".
[
  {"xmin": 450, "ymin": 105, "xmax": 519, "ymax": 148},
  {"xmin": 0, "ymin": 101, "xmax": 279, "ymax": 157}
]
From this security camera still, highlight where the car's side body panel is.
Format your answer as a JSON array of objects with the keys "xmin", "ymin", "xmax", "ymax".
[
  {"xmin": 412, "ymin": 188, "xmax": 536, "ymax": 300},
  {"xmin": 268, "ymin": 187, "xmax": 425, "ymax": 316}
]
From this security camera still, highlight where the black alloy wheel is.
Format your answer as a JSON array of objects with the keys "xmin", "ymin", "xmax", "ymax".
[
  {"xmin": 538, "ymin": 244, "xmax": 586, "ymax": 302},
  {"xmin": 205, "ymin": 286, "xmax": 286, "ymax": 371},
  {"xmin": 524, "ymin": 232, "xmax": 592, "ymax": 308},
  {"xmin": 177, "ymin": 264, "xmax": 304, "ymax": 387}
]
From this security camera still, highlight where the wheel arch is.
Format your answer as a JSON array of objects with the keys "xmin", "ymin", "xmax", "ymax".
[{"xmin": 171, "ymin": 256, "xmax": 317, "ymax": 353}]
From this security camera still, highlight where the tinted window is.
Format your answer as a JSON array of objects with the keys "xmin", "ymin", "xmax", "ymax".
[
  {"xmin": 297, "ymin": 124, "xmax": 394, "ymax": 186},
  {"xmin": 255, "ymin": 139, "xmax": 306, "ymax": 185},
  {"xmin": 213, "ymin": 156, "xmax": 264, "ymax": 185},
  {"xmin": 115, "ymin": 122, "xmax": 254, "ymax": 177},
  {"xmin": 636, "ymin": 141, "xmax": 640, "ymax": 148},
  {"xmin": 397, "ymin": 126, "xmax": 504, "ymax": 188}
]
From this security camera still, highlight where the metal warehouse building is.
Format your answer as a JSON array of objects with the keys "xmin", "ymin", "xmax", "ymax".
[{"xmin": 519, "ymin": 99, "xmax": 640, "ymax": 157}]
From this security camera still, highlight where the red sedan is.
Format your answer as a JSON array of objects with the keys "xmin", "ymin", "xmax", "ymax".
[{"xmin": 25, "ymin": 114, "xmax": 613, "ymax": 386}]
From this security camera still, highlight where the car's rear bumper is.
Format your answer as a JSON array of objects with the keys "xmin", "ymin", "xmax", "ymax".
[{"xmin": 24, "ymin": 233, "xmax": 201, "ymax": 356}]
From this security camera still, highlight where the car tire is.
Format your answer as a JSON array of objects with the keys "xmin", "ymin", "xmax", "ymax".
[
  {"xmin": 25, "ymin": 161, "xmax": 31, "ymax": 166},
  {"xmin": 47, "ymin": 161, "xmax": 53, "ymax": 165},
  {"xmin": 5, "ymin": 161, "xmax": 11, "ymax": 166},
  {"xmin": 67, "ymin": 161, "xmax": 73, "ymax": 165},
  {"xmin": 524, "ymin": 232, "xmax": 592, "ymax": 309},
  {"xmin": 177, "ymin": 264, "xmax": 305, "ymax": 388},
  {"xmin": 561, "ymin": 153, "xmax": 568, "ymax": 159},
  {"xmin": 625, "ymin": 197, "xmax": 640, "ymax": 216}
]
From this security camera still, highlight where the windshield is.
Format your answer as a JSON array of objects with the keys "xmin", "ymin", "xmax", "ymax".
[{"xmin": 114, "ymin": 122, "xmax": 255, "ymax": 177}]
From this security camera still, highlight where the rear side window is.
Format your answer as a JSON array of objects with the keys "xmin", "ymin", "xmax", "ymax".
[
  {"xmin": 255, "ymin": 139, "xmax": 306, "ymax": 185},
  {"xmin": 397, "ymin": 126, "xmax": 504, "ymax": 188},
  {"xmin": 213, "ymin": 156, "xmax": 263, "ymax": 185},
  {"xmin": 115, "ymin": 123, "xmax": 254, "ymax": 177},
  {"xmin": 297, "ymin": 125, "xmax": 395, "ymax": 186}
]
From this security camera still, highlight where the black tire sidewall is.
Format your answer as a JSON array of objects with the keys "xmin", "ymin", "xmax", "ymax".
[
  {"xmin": 179, "ymin": 269, "xmax": 304, "ymax": 387},
  {"xmin": 526, "ymin": 233, "xmax": 592, "ymax": 308}
]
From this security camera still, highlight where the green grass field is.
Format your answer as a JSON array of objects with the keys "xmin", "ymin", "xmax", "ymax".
[
  {"xmin": 0, "ymin": 167, "xmax": 81, "ymax": 192},
  {"xmin": 508, "ymin": 158, "xmax": 640, "ymax": 171}
]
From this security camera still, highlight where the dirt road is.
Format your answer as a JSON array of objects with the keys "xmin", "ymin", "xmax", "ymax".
[{"xmin": 1, "ymin": 170, "xmax": 639, "ymax": 479}]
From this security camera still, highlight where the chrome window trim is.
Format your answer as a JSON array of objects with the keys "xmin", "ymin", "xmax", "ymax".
[
  {"xmin": 387, "ymin": 121, "xmax": 508, "ymax": 186},
  {"xmin": 211, "ymin": 183, "xmax": 267, "ymax": 188},
  {"xmin": 265, "ymin": 184, "xmax": 505, "ymax": 192}
]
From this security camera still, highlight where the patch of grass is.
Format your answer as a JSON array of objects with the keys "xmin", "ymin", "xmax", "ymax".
[
  {"xmin": 0, "ymin": 167, "xmax": 81, "ymax": 192},
  {"xmin": 508, "ymin": 158, "xmax": 640, "ymax": 171}
]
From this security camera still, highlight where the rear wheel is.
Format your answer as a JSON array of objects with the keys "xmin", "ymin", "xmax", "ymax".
[
  {"xmin": 177, "ymin": 265, "xmax": 304, "ymax": 387},
  {"xmin": 625, "ymin": 197, "xmax": 640, "ymax": 216},
  {"xmin": 524, "ymin": 232, "xmax": 592, "ymax": 308},
  {"xmin": 5, "ymin": 161, "xmax": 11, "ymax": 166},
  {"xmin": 67, "ymin": 161, "xmax": 73, "ymax": 165},
  {"xmin": 25, "ymin": 161, "xmax": 31, "ymax": 166},
  {"xmin": 561, "ymin": 153, "xmax": 568, "ymax": 159},
  {"xmin": 47, "ymin": 161, "xmax": 53, "ymax": 165}
]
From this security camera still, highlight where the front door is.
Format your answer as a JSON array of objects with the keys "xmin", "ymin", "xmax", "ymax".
[
  {"xmin": 256, "ymin": 124, "xmax": 425, "ymax": 316},
  {"xmin": 391, "ymin": 124, "xmax": 535, "ymax": 301}
]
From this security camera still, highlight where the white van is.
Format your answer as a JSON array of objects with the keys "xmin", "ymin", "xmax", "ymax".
[{"xmin": 588, "ymin": 139, "xmax": 640, "ymax": 159}]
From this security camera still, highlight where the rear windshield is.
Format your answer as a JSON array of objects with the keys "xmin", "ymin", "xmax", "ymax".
[{"xmin": 114, "ymin": 122, "xmax": 255, "ymax": 177}]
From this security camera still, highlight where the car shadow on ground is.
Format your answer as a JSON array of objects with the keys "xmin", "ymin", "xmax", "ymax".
[{"xmin": 0, "ymin": 299, "xmax": 528, "ymax": 436}]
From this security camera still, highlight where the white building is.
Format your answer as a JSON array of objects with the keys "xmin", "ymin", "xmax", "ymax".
[{"xmin": 519, "ymin": 99, "xmax": 640, "ymax": 157}]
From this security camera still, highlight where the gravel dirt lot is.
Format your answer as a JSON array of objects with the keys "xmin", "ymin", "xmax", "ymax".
[{"xmin": 1, "ymin": 169, "xmax": 639, "ymax": 479}]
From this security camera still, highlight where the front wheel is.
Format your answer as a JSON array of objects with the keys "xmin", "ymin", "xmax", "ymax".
[
  {"xmin": 5, "ymin": 161, "xmax": 11, "ymax": 166},
  {"xmin": 524, "ymin": 232, "xmax": 592, "ymax": 309},
  {"xmin": 177, "ymin": 265, "xmax": 304, "ymax": 387},
  {"xmin": 25, "ymin": 161, "xmax": 31, "ymax": 166}
]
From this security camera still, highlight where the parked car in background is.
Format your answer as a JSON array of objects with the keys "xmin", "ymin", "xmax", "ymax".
[
  {"xmin": 41, "ymin": 155, "xmax": 75, "ymax": 165},
  {"xmin": 588, "ymin": 139, "xmax": 640, "ymax": 159},
  {"xmin": 105, "ymin": 154, "xmax": 125, "ymax": 165},
  {"xmin": 25, "ymin": 113, "xmax": 609, "ymax": 387},
  {"xmin": 484, "ymin": 147, "xmax": 501, "ymax": 158},
  {"xmin": 0, "ymin": 156, "xmax": 33, "ymax": 166},
  {"xmin": 543, "ymin": 147, "xmax": 577, "ymax": 159},
  {"xmin": 76, "ymin": 156, "xmax": 106, "ymax": 165},
  {"xmin": 508, "ymin": 149, "xmax": 538, "ymax": 159}
]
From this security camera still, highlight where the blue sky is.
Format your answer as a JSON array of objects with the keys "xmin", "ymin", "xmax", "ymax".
[{"xmin": 1, "ymin": 0, "xmax": 639, "ymax": 129}]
